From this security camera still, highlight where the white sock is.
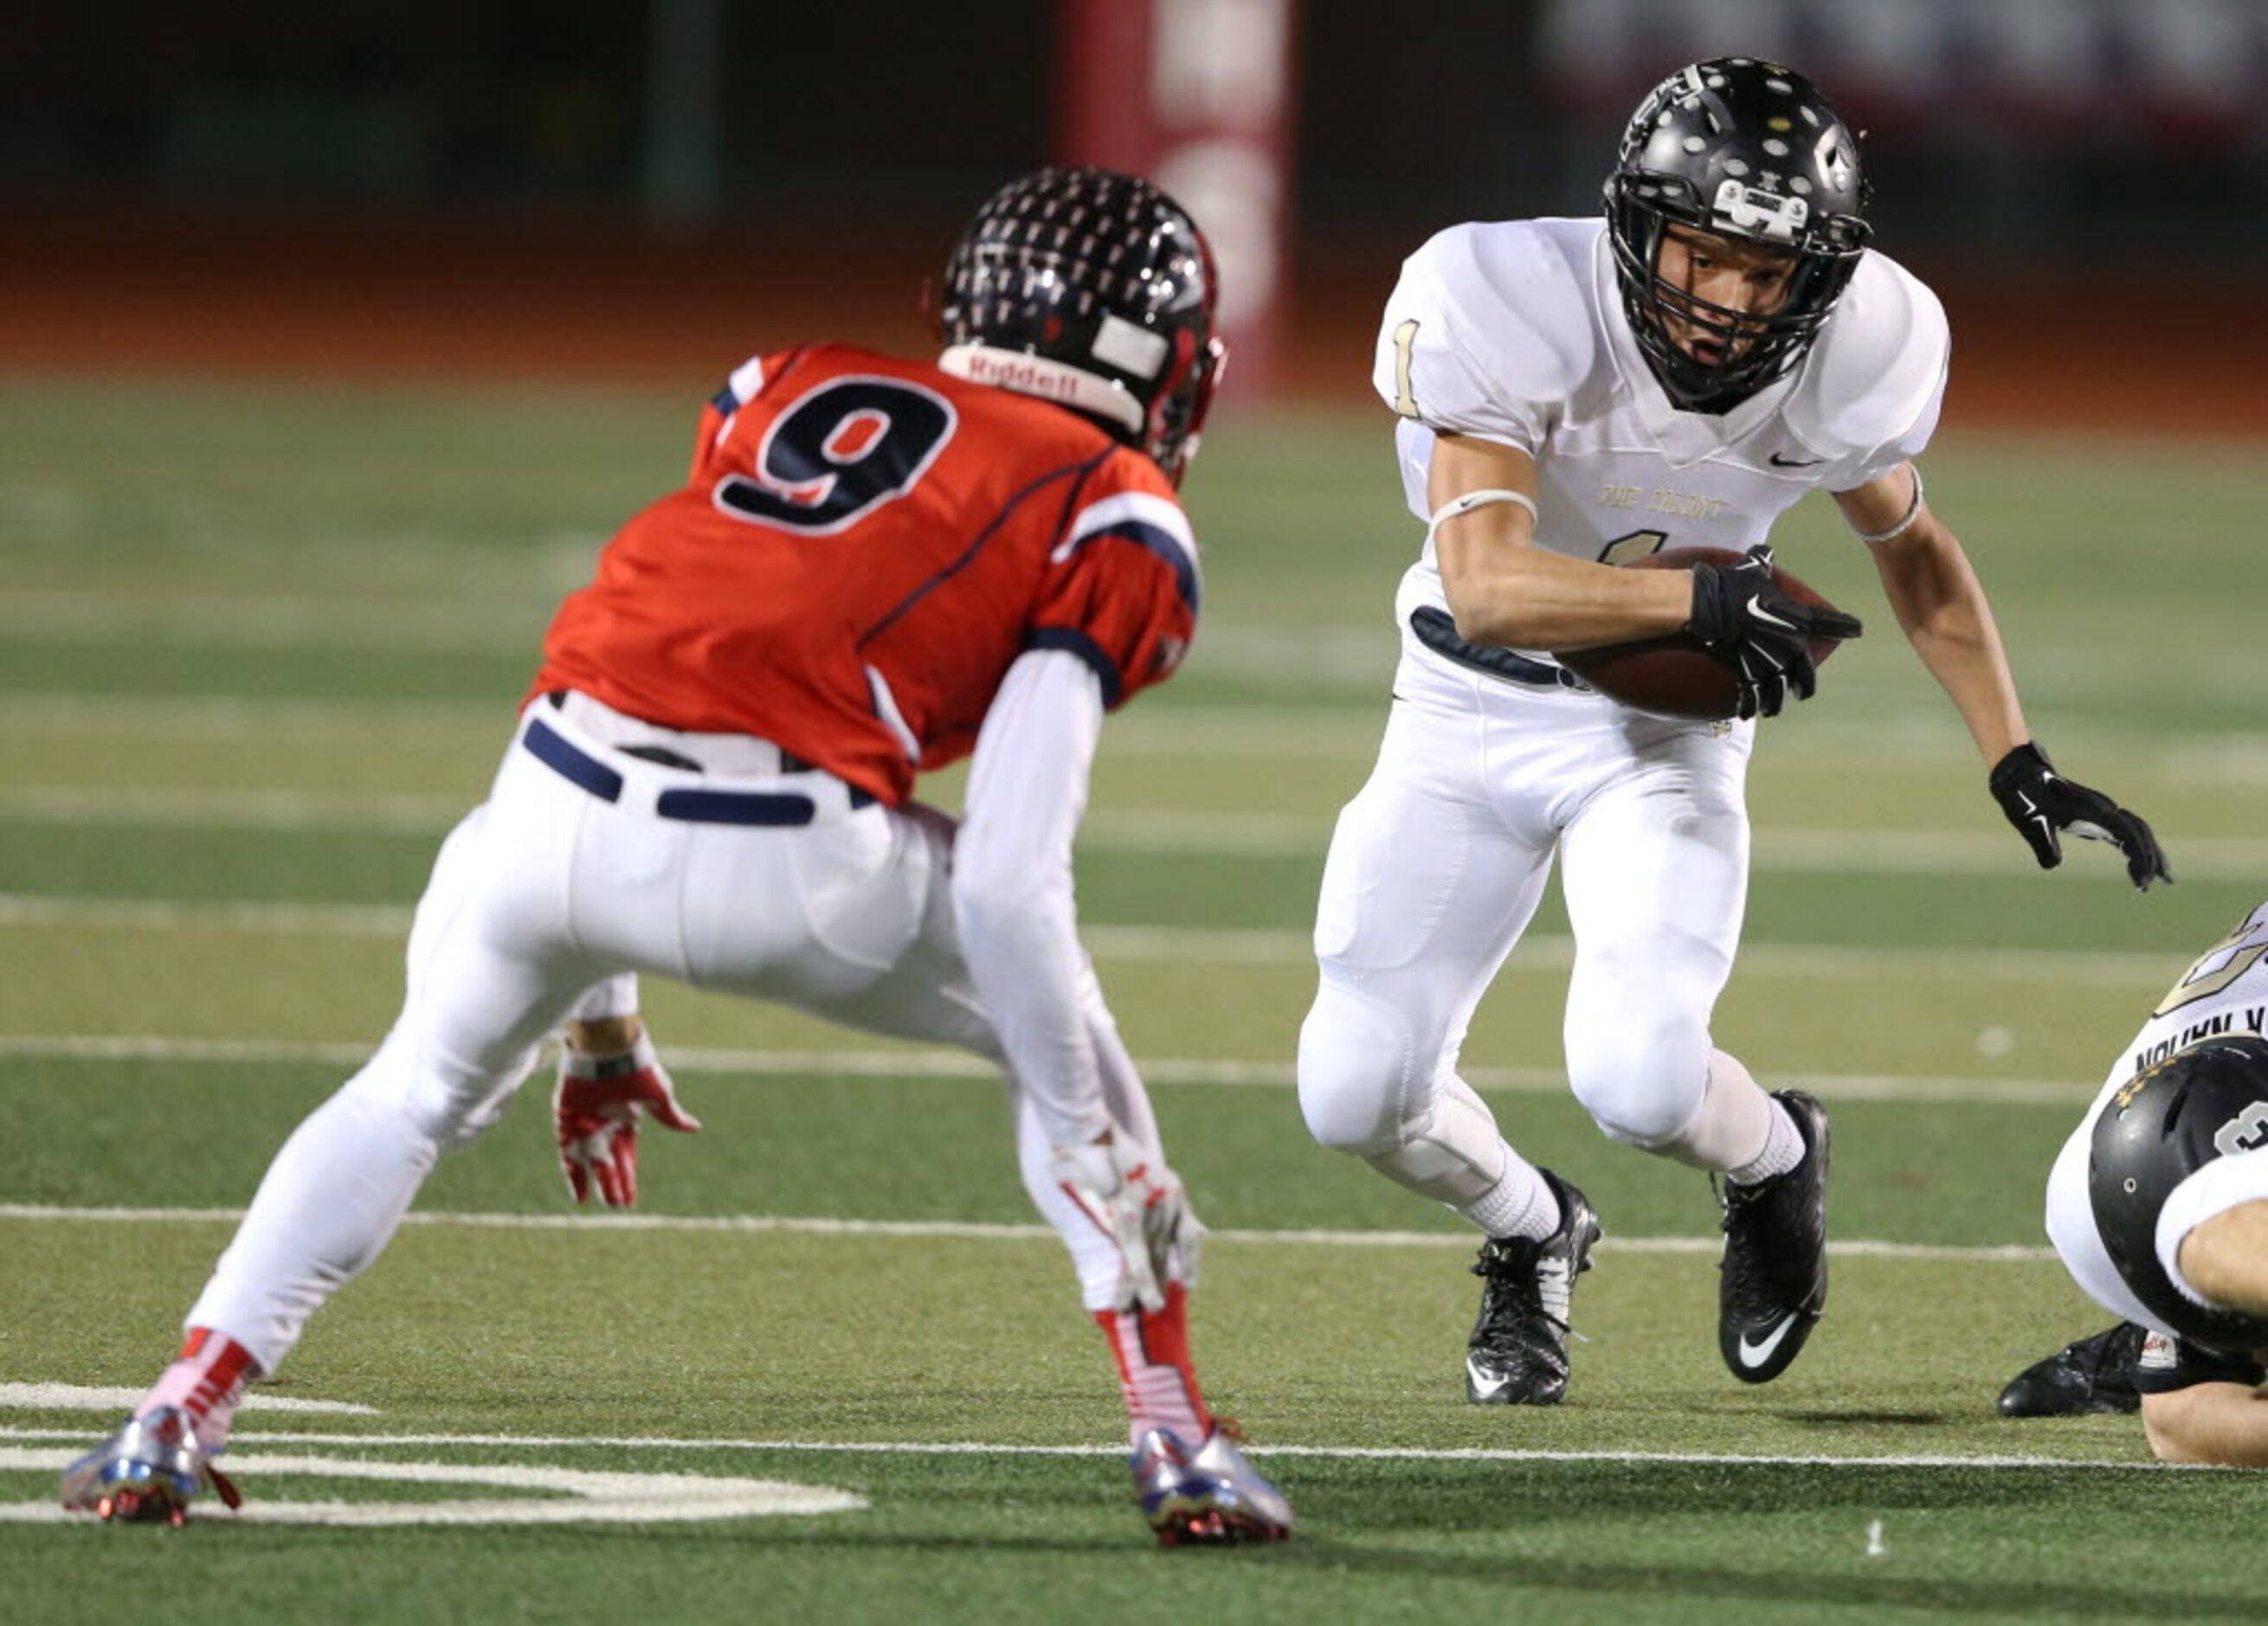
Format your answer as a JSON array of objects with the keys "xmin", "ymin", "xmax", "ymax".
[
  {"xmin": 1728, "ymin": 1097, "xmax": 1805, "ymax": 1187},
  {"xmin": 1463, "ymin": 1158, "xmax": 1562, "ymax": 1241}
]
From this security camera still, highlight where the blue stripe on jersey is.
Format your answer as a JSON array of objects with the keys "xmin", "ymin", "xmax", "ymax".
[
  {"xmin": 1079, "ymin": 521, "xmax": 1201, "ymax": 617},
  {"xmin": 1025, "ymin": 627, "xmax": 1124, "ymax": 709},
  {"xmin": 710, "ymin": 384, "xmax": 739, "ymax": 415},
  {"xmin": 856, "ymin": 449, "xmax": 1111, "ymax": 650}
]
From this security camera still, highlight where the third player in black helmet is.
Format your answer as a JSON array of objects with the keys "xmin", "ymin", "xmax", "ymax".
[
  {"xmin": 1294, "ymin": 57, "xmax": 2171, "ymax": 1408},
  {"xmin": 2001, "ymin": 903, "xmax": 2268, "ymax": 1465}
]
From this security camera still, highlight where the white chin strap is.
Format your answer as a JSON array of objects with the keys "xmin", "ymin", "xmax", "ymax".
[
  {"xmin": 936, "ymin": 345, "xmax": 1145, "ymax": 436},
  {"xmin": 1425, "ymin": 487, "xmax": 1538, "ymax": 545}
]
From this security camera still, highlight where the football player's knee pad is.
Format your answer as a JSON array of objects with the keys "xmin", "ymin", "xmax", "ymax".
[
  {"xmin": 1566, "ymin": 1010, "xmax": 1711, "ymax": 1150},
  {"xmin": 1359, "ymin": 1077, "xmax": 1509, "ymax": 1208},
  {"xmin": 1297, "ymin": 983, "xmax": 1421, "ymax": 1155}
]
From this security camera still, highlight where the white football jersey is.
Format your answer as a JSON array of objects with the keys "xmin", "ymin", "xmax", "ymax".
[
  {"xmin": 2100, "ymin": 900, "xmax": 2268, "ymax": 1094},
  {"xmin": 1372, "ymin": 216, "xmax": 1949, "ymax": 673},
  {"xmin": 2042, "ymin": 900, "xmax": 2268, "ymax": 1339}
]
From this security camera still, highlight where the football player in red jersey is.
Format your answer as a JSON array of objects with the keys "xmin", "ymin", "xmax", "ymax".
[{"xmin": 59, "ymin": 167, "xmax": 1290, "ymax": 1546}]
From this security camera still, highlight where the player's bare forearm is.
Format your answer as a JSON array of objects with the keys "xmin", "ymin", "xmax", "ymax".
[
  {"xmin": 1862, "ymin": 510, "xmax": 2028, "ymax": 765},
  {"xmin": 2141, "ymin": 1383, "xmax": 2268, "ymax": 1467},
  {"xmin": 2176, "ymin": 1201, "xmax": 2268, "ymax": 1319},
  {"xmin": 1443, "ymin": 535, "xmax": 1692, "ymax": 648},
  {"xmin": 1428, "ymin": 433, "xmax": 1690, "ymax": 648}
]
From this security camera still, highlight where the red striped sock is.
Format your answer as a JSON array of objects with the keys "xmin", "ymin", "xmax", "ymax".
[
  {"xmin": 139, "ymin": 1327, "xmax": 261, "ymax": 1449},
  {"xmin": 1095, "ymin": 1282, "xmax": 1212, "ymax": 1449}
]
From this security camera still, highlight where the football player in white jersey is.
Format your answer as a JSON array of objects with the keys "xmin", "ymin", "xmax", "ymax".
[
  {"xmin": 1296, "ymin": 58, "xmax": 2171, "ymax": 1405},
  {"xmin": 1999, "ymin": 902, "xmax": 2268, "ymax": 1464}
]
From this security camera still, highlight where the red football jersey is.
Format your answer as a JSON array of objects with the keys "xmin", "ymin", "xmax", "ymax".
[{"xmin": 531, "ymin": 344, "xmax": 1201, "ymax": 805}]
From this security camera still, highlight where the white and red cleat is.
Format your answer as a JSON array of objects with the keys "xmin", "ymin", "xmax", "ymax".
[
  {"xmin": 59, "ymin": 1408, "xmax": 242, "ymax": 1526},
  {"xmin": 1130, "ymin": 1422, "xmax": 1292, "ymax": 1547}
]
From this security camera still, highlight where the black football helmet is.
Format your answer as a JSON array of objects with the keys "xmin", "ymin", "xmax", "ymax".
[
  {"xmin": 1605, "ymin": 58, "xmax": 1871, "ymax": 414},
  {"xmin": 2090, "ymin": 1036, "xmax": 2268, "ymax": 1352},
  {"xmin": 935, "ymin": 165, "xmax": 1226, "ymax": 485}
]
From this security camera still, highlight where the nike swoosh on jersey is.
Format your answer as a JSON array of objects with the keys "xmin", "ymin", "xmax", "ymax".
[
  {"xmin": 1736, "ymin": 1313, "xmax": 1802, "ymax": 1369},
  {"xmin": 1465, "ymin": 1356, "xmax": 1513, "ymax": 1399},
  {"xmin": 1769, "ymin": 453, "xmax": 1822, "ymax": 468}
]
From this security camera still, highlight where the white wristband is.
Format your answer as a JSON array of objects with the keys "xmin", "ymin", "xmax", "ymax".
[
  {"xmin": 1426, "ymin": 487, "xmax": 1538, "ymax": 545},
  {"xmin": 1852, "ymin": 467, "xmax": 1926, "ymax": 544}
]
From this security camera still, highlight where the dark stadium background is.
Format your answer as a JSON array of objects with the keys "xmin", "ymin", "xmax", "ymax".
[{"xmin": 5, "ymin": 1, "xmax": 2263, "ymax": 428}]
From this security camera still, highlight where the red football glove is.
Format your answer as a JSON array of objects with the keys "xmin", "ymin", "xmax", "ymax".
[{"xmin": 552, "ymin": 1029, "xmax": 701, "ymax": 1207}]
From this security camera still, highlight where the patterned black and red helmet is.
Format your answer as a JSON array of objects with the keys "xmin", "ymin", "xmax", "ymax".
[{"xmin": 937, "ymin": 165, "xmax": 1226, "ymax": 484}]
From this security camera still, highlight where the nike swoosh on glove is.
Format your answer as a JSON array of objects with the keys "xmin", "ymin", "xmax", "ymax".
[
  {"xmin": 1686, "ymin": 545, "xmax": 1864, "ymax": 719},
  {"xmin": 1988, "ymin": 741, "xmax": 2173, "ymax": 892},
  {"xmin": 1050, "ymin": 1131, "xmax": 1205, "ymax": 1312},
  {"xmin": 554, "ymin": 1028, "xmax": 702, "ymax": 1207}
]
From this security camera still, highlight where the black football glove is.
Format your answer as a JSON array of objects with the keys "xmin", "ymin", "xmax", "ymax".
[
  {"xmin": 1988, "ymin": 741, "xmax": 2172, "ymax": 892},
  {"xmin": 1685, "ymin": 545, "xmax": 1865, "ymax": 720}
]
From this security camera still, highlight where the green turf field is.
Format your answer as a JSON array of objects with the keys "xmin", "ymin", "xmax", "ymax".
[{"xmin": 5, "ymin": 374, "xmax": 2267, "ymax": 1623}]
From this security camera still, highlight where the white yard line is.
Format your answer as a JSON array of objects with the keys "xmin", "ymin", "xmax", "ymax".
[
  {"xmin": 0, "ymin": 785, "xmax": 471, "ymax": 835},
  {"xmin": 16, "ymin": 688, "xmax": 2262, "ymax": 769},
  {"xmin": 0, "ymin": 1424, "xmax": 2173, "ymax": 1471},
  {"xmin": 0, "ymin": 1445, "xmax": 864, "ymax": 1525},
  {"xmin": 0, "ymin": 1033, "xmax": 2099, "ymax": 1104},
  {"xmin": 0, "ymin": 1203, "xmax": 2056, "ymax": 1261},
  {"xmin": 0, "ymin": 891, "xmax": 2185, "ymax": 985},
  {"xmin": 0, "ymin": 693, "xmax": 501, "ymax": 736},
  {"xmin": 0, "ymin": 592, "xmax": 548, "ymax": 648},
  {"xmin": 0, "ymin": 1384, "xmax": 373, "ymax": 1416},
  {"xmin": 5, "ymin": 783, "xmax": 2268, "ymax": 879},
  {"xmin": 0, "ymin": 894, "xmax": 416, "ymax": 935}
]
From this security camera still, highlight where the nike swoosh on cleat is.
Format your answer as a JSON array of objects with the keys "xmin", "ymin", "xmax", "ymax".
[
  {"xmin": 1736, "ymin": 1313, "xmax": 1802, "ymax": 1369},
  {"xmin": 1466, "ymin": 1357, "xmax": 1513, "ymax": 1399}
]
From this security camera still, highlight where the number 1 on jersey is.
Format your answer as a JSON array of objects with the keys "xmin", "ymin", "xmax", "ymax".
[{"xmin": 1391, "ymin": 319, "xmax": 1421, "ymax": 419}]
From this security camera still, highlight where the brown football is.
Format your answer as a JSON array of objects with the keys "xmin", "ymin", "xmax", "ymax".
[{"xmin": 1554, "ymin": 547, "xmax": 1846, "ymax": 722}]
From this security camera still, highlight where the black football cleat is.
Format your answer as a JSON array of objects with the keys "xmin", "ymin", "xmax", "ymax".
[
  {"xmin": 1997, "ymin": 1322, "xmax": 2146, "ymax": 1417},
  {"xmin": 1718, "ymin": 1090, "xmax": 1830, "ymax": 1384},
  {"xmin": 1466, "ymin": 1170, "xmax": 1601, "ymax": 1405}
]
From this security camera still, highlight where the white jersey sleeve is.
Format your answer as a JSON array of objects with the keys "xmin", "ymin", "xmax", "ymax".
[
  {"xmin": 1783, "ymin": 248, "xmax": 1951, "ymax": 491},
  {"xmin": 952, "ymin": 646, "xmax": 1110, "ymax": 1149},
  {"xmin": 1372, "ymin": 221, "xmax": 1599, "ymax": 455}
]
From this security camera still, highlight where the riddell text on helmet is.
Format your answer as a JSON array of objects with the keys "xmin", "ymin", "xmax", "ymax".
[{"xmin": 954, "ymin": 352, "xmax": 1083, "ymax": 401}]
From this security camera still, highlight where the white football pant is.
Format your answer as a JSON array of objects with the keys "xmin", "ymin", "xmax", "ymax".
[
  {"xmin": 190, "ymin": 697, "xmax": 1170, "ymax": 1373},
  {"xmin": 1298, "ymin": 649, "xmax": 1765, "ymax": 1220}
]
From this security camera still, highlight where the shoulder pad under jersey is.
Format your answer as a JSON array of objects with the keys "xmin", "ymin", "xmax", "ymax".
[
  {"xmin": 1782, "ymin": 249, "xmax": 1949, "ymax": 470},
  {"xmin": 1374, "ymin": 219, "xmax": 1602, "ymax": 449}
]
